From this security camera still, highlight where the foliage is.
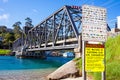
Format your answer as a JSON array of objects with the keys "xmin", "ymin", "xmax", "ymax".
[
  {"xmin": 0, "ymin": 17, "xmax": 33, "ymax": 49},
  {"xmin": 0, "ymin": 26, "xmax": 7, "ymax": 33},
  {"xmin": 0, "ymin": 29, "xmax": 15, "ymax": 49},
  {"xmin": 25, "ymin": 17, "xmax": 34, "ymax": 27},
  {"xmin": 91, "ymin": 35, "xmax": 120, "ymax": 80},
  {"xmin": 0, "ymin": 49, "xmax": 11, "ymax": 54},
  {"xmin": 3, "ymin": 32, "xmax": 15, "ymax": 48},
  {"xmin": 74, "ymin": 57, "xmax": 82, "ymax": 70},
  {"xmin": 12, "ymin": 21, "xmax": 22, "ymax": 39},
  {"xmin": 105, "ymin": 35, "xmax": 120, "ymax": 80}
]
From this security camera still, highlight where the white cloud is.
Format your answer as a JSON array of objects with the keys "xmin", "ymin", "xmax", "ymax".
[
  {"xmin": 2, "ymin": 0, "xmax": 8, "ymax": 3},
  {"xmin": 32, "ymin": 9, "xmax": 38, "ymax": 13},
  {"xmin": 0, "ymin": 14, "xmax": 9, "ymax": 21},
  {"xmin": 108, "ymin": 19, "xmax": 117, "ymax": 23}
]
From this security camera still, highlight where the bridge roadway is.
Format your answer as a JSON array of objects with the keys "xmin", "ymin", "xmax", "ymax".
[{"xmin": 27, "ymin": 38, "xmax": 80, "ymax": 51}]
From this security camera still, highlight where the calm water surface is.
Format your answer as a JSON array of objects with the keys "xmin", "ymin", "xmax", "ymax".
[
  {"xmin": 0, "ymin": 56, "xmax": 72, "ymax": 70},
  {"xmin": 0, "ymin": 56, "xmax": 73, "ymax": 80}
]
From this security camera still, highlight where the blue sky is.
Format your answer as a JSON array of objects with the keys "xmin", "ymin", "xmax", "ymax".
[{"xmin": 0, "ymin": 0, "xmax": 120, "ymax": 29}]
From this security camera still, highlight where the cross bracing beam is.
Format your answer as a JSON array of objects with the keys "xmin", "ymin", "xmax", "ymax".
[{"xmin": 26, "ymin": 5, "xmax": 82, "ymax": 50}]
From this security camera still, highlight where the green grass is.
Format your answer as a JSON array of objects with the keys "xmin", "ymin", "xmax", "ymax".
[
  {"xmin": 73, "ymin": 57, "xmax": 82, "ymax": 76},
  {"xmin": 105, "ymin": 35, "xmax": 120, "ymax": 80},
  {"xmin": 0, "ymin": 49, "xmax": 11, "ymax": 55},
  {"xmin": 74, "ymin": 35, "xmax": 120, "ymax": 80},
  {"xmin": 74, "ymin": 57, "xmax": 82, "ymax": 70}
]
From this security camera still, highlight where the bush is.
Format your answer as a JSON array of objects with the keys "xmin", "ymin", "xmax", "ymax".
[
  {"xmin": 105, "ymin": 35, "xmax": 120, "ymax": 80},
  {"xmin": 0, "ymin": 49, "xmax": 11, "ymax": 55}
]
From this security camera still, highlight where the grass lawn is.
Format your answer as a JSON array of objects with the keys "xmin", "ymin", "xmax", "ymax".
[{"xmin": 0, "ymin": 49, "xmax": 11, "ymax": 55}]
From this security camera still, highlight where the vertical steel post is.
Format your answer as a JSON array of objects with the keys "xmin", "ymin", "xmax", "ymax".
[
  {"xmin": 102, "ymin": 42, "xmax": 106, "ymax": 80},
  {"xmin": 38, "ymin": 25, "xmax": 41, "ymax": 48},
  {"xmin": 102, "ymin": 72, "xmax": 106, "ymax": 80},
  {"xmin": 82, "ymin": 41, "xmax": 86, "ymax": 80},
  {"xmin": 30, "ymin": 31, "xmax": 31, "ymax": 48},
  {"xmin": 44, "ymin": 21, "xmax": 47, "ymax": 47},
  {"xmin": 52, "ymin": 15, "xmax": 55, "ymax": 47}
]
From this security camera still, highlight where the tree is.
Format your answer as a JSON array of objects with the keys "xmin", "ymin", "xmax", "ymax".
[
  {"xmin": 0, "ymin": 41, "xmax": 3, "ymax": 48},
  {"xmin": 3, "ymin": 32, "xmax": 15, "ymax": 49},
  {"xmin": 12, "ymin": 21, "xmax": 22, "ymax": 39},
  {"xmin": 13, "ymin": 21, "xmax": 22, "ymax": 33},
  {"xmin": 25, "ymin": 17, "xmax": 34, "ymax": 27},
  {"xmin": 0, "ymin": 26, "xmax": 7, "ymax": 32},
  {"xmin": 0, "ymin": 26, "xmax": 7, "ymax": 37}
]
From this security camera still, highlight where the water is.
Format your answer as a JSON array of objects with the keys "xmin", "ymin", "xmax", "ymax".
[
  {"xmin": 0, "ymin": 56, "xmax": 73, "ymax": 80},
  {"xmin": 0, "ymin": 56, "xmax": 73, "ymax": 70}
]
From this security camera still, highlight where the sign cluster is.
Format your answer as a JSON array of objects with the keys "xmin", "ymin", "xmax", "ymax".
[
  {"xmin": 82, "ymin": 5, "xmax": 107, "ymax": 42},
  {"xmin": 81, "ymin": 5, "xmax": 107, "ymax": 75}
]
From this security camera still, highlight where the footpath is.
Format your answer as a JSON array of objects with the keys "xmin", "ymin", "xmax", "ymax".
[
  {"xmin": 61, "ymin": 77, "xmax": 83, "ymax": 80},
  {"xmin": 61, "ymin": 77, "xmax": 93, "ymax": 80}
]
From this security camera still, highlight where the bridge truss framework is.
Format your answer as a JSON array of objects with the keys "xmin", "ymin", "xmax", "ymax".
[{"xmin": 26, "ymin": 5, "xmax": 82, "ymax": 51}]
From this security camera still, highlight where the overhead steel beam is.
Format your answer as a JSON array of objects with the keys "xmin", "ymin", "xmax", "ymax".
[{"xmin": 65, "ymin": 6, "xmax": 79, "ymax": 39}]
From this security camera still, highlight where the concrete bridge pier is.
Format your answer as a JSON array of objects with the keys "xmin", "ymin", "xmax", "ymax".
[
  {"xmin": 74, "ymin": 48, "xmax": 81, "ymax": 58},
  {"xmin": 26, "ymin": 51, "xmax": 46, "ymax": 59},
  {"xmin": 16, "ymin": 51, "xmax": 46, "ymax": 59},
  {"xmin": 74, "ymin": 35, "xmax": 82, "ymax": 58},
  {"xmin": 38, "ymin": 51, "xmax": 46, "ymax": 59}
]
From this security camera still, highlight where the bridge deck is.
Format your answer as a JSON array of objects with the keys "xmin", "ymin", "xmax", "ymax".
[
  {"xmin": 27, "ymin": 44, "xmax": 78, "ymax": 51},
  {"xmin": 41, "ymin": 38, "xmax": 77, "ymax": 46}
]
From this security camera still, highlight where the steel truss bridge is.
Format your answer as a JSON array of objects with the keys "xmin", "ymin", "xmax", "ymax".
[{"xmin": 13, "ymin": 5, "xmax": 110, "ymax": 56}]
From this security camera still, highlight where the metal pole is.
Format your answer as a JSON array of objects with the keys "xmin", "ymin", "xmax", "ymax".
[
  {"xmin": 22, "ymin": 31, "xmax": 24, "ymax": 46},
  {"xmin": 102, "ymin": 43, "xmax": 106, "ymax": 80},
  {"xmin": 82, "ymin": 41, "xmax": 86, "ymax": 80},
  {"xmin": 102, "ymin": 71, "xmax": 106, "ymax": 80}
]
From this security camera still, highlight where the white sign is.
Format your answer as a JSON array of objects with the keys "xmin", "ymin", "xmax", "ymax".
[{"xmin": 82, "ymin": 5, "xmax": 107, "ymax": 42}]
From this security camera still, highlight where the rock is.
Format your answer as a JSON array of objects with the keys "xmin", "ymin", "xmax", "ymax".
[{"xmin": 47, "ymin": 60, "xmax": 80, "ymax": 80}]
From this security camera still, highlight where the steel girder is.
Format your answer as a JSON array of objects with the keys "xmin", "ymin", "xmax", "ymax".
[{"xmin": 26, "ymin": 5, "xmax": 82, "ymax": 50}]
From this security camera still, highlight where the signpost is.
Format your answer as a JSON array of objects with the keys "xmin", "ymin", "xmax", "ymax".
[{"xmin": 81, "ymin": 5, "xmax": 107, "ymax": 80}]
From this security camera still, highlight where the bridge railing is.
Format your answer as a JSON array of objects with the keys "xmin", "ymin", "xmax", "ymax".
[{"xmin": 12, "ymin": 38, "xmax": 25, "ymax": 52}]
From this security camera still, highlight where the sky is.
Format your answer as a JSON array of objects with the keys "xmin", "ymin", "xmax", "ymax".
[{"xmin": 0, "ymin": 0, "xmax": 120, "ymax": 29}]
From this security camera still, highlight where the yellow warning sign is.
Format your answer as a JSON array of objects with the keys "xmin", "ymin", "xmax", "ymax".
[{"xmin": 85, "ymin": 43, "xmax": 105, "ymax": 72}]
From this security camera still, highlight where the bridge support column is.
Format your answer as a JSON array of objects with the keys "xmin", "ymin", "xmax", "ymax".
[
  {"xmin": 74, "ymin": 48, "xmax": 81, "ymax": 58},
  {"xmin": 74, "ymin": 35, "xmax": 82, "ymax": 58}
]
